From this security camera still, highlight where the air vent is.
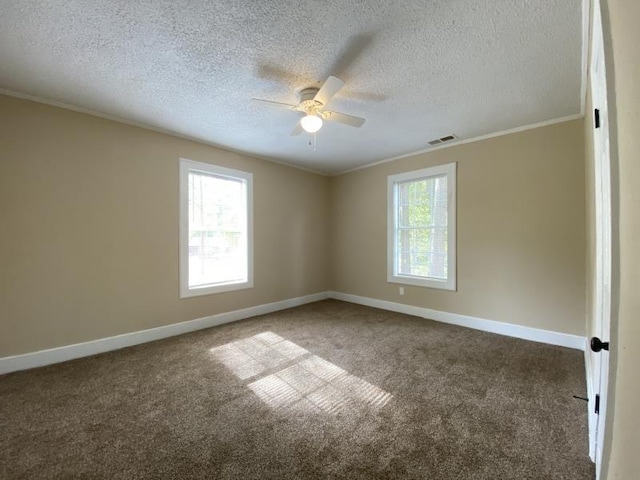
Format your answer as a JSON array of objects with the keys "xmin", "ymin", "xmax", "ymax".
[{"xmin": 428, "ymin": 134, "xmax": 458, "ymax": 146}]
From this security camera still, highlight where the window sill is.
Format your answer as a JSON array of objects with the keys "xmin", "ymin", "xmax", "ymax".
[
  {"xmin": 387, "ymin": 275, "xmax": 456, "ymax": 292},
  {"xmin": 180, "ymin": 280, "xmax": 253, "ymax": 298}
]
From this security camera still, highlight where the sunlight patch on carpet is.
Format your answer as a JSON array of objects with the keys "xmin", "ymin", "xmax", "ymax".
[{"xmin": 210, "ymin": 332, "xmax": 392, "ymax": 413}]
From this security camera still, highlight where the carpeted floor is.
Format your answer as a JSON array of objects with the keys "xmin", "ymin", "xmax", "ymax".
[{"xmin": 0, "ymin": 300, "xmax": 594, "ymax": 479}]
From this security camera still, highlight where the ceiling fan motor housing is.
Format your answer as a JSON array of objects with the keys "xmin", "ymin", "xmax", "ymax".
[{"xmin": 298, "ymin": 88, "xmax": 322, "ymax": 114}]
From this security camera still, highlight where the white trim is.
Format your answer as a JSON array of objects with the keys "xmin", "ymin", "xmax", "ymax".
[
  {"xmin": 179, "ymin": 159, "xmax": 254, "ymax": 298},
  {"xmin": 585, "ymin": 346, "xmax": 597, "ymax": 462},
  {"xmin": 334, "ymin": 114, "xmax": 584, "ymax": 176},
  {"xmin": 0, "ymin": 292, "xmax": 330, "ymax": 375},
  {"xmin": 387, "ymin": 163, "xmax": 457, "ymax": 291},
  {"xmin": 1, "ymin": 89, "xmax": 584, "ymax": 179},
  {"xmin": 580, "ymin": 0, "xmax": 592, "ymax": 115},
  {"xmin": 328, "ymin": 291, "xmax": 586, "ymax": 350},
  {"xmin": 0, "ymin": 291, "xmax": 587, "ymax": 375},
  {"xmin": 0, "ymin": 88, "xmax": 328, "ymax": 177}
]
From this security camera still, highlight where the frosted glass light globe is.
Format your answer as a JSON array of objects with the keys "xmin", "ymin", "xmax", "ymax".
[{"xmin": 300, "ymin": 114, "xmax": 323, "ymax": 133}]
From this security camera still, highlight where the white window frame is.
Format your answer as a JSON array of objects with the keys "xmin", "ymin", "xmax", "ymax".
[
  {"xmin": 387, "ymin": 162, "xmax": 457, "ymax": 291},
  {"xmin": 179, "ymin": 158, "xmax": 253, "ymax": 298}
]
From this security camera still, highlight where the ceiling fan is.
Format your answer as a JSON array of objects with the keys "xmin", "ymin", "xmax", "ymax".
[{"xmin": 252, "ymin": 76, "xmax": 366, "ymax": 136}]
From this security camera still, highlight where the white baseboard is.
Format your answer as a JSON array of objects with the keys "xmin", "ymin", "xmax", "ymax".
[
  {"xmin": 1, "ymin": 291, "xmax": 586, "ymax": 375},
  {"xmin": 328, "ymin": 291, "xmax": 586, "ymax": 350},
  {"xmin": 585, "ymin": 348, "xmax": 597, "ymax": 462},
  {"xmin": 0, "ymin": 292, "xmax": 330, "ymax": 375}
]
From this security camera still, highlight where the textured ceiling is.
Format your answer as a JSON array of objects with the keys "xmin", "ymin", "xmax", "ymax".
[{"xmin": 0, "ymin": 0, "xmax": 584, "ymax": 174}]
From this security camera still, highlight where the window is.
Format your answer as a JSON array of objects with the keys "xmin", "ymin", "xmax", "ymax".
[
  {"xmin": 179, "ymin": 159, "xmax": 253, "ymax": 297},
  {"xmin": 387, "ymin": 162, "xmax": 456, "ymax": 291}
]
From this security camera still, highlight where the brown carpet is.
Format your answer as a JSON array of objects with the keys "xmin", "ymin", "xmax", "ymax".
[{"xmin": 0, "ymin": 300, "xmax": 594, "ymax": 479}]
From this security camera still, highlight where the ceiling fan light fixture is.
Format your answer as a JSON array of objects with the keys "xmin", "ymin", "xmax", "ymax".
[
  {"xmin": 253, "ymin": 76, "xmax": 365, "ymax": 138},
  {"xmin": 300, "ymin": 114, "xmax": 323, "ymax": 133}
]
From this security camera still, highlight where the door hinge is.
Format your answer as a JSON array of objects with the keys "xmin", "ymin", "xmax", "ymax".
[
  {"xmin": 595, "ymin": 394, "xmax": 601, "ymax": 414},
  {"xmin": 595, "ymin": 109, "xmax": 601, "ymax": 128}
]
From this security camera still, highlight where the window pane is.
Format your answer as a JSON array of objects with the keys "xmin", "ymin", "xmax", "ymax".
[
  {"xmin": 188, "ymin": 172, "xmax": 246, "ymax": 288},
  {"xmin": 396, "ymin": 174, "xmax": 448, "ymax": 280}
]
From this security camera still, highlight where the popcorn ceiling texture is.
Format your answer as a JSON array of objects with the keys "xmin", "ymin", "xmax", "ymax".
[{"xmin": 0, "ymin": 0, "xmax": 583, "ymax": 174}]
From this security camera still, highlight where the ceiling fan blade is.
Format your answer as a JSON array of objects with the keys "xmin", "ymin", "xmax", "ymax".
[
  {"xmin": 291, "ymin": 121, "xmax": 304, "ymax": 136},
  {"xmin": 324, "ymin": 111, "xmax": 366, "ymax": 128},
  {"xmin": 251, "ymin": 98, "xmax": 298, "ymax": 110},
  {"xmin": 313, "ymin": 76, "xmax": 345, "ymax": 106}
]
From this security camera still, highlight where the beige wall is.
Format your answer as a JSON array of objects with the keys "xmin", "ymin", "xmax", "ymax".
[
  {"xmin": 331, "ymin": 120, "xmax": 587, "ymax": 335},
  {"xmin": 0, "ymin": 94, "xmax": 589, "ymax": 356},
  {"xmin": 0, "ymin": 95, "xmax": 330, "ymax": 357},
  {"xmin": 601, "ymin": 0, "xmax": 640, "ymax": 477}
]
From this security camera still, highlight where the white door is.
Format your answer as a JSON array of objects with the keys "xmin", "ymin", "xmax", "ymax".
[{"xmin": 588, "ymin": 1, "xmax": 612, "ymax": 477}]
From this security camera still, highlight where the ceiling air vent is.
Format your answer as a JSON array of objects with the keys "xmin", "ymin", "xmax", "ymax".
[{"xmin": 428, "ymin": 134, "xmax": 458, "ymax": 146}]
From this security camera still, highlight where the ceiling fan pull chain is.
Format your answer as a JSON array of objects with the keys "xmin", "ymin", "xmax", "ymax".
[{"xmin": 307, "ymin": 132, "xmax": 318, "ymax": 151}]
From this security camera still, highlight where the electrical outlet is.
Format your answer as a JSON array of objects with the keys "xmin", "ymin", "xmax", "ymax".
[{"xmin": 399, "ymin": 287, "xmax": 405, "ymax": 295}]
